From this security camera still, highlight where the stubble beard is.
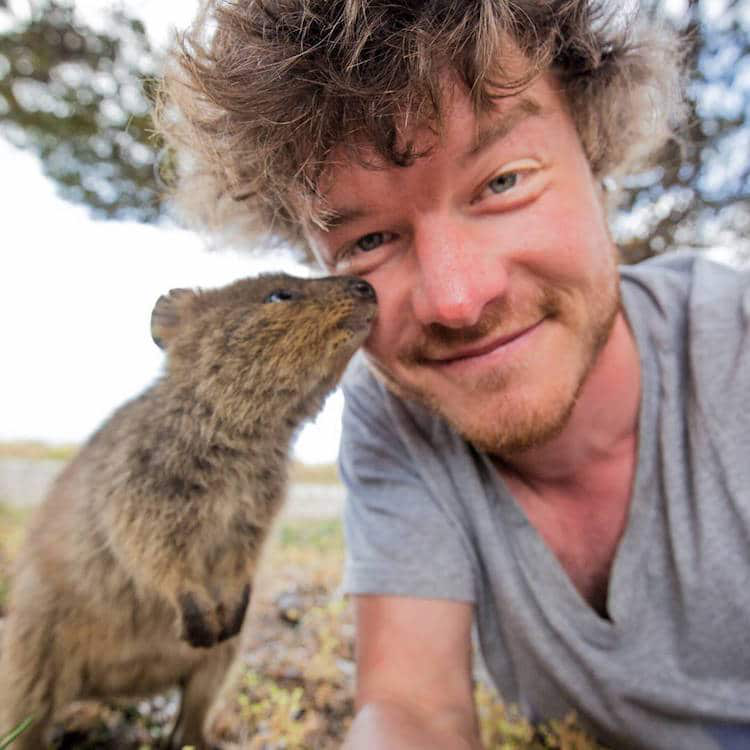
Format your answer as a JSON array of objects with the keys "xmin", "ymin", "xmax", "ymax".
[{"xmin": 367, "ymin": 277, "xmax": 621, "ymax": 458}]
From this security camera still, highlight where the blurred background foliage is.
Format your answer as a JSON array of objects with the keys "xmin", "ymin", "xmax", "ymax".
[
  {"xmin": 618, "ymin": 0, "xmax": 750, "ymax": 262},
  {"xmin": 0, "ymin": 0, "xmax": 161, "ymax": 222},
  {"xmin": 0, "ymin": 0, "xmax": 749, "ymax": 261}
]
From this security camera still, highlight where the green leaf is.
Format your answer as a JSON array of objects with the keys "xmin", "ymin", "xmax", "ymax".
[{"xmin": 0, "ymin": 716, "xmax": 34, "ymax": 749}]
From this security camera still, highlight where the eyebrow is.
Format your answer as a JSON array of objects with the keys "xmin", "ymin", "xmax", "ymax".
[
  {"xmin": 325, "ymin": 206, "xmax": 369, "ymax": 231},
  {"xmin": 462, "ymin": 96, "xmax": 543, "ymax": 164},
  {"xmin": 323, "ymin": 96, "xmax": 543, "ymax": 232}
]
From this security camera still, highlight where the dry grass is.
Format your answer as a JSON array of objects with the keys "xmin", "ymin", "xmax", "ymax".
[
  {"xmin": 288, "ymin": 462, "xmax": 341, "ymax": 485},
  {"xmin": 0, "ymin": 442, "xmax": 340, "ymax": 485},
  {"xmin": 0, "ymin": 502, "xmax": 32, "ymax": 614},
  {"xmin": 0, "ymin": 441, "xmax": 78, "ymax": 462}
]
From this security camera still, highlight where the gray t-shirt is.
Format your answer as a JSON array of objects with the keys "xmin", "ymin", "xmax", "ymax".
[{"xmin": 339, "ymin": 252, "xmax": 750, "ymax": 750}]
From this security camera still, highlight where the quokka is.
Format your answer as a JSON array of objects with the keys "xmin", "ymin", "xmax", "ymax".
[{"xmin": 0, "ymin": 273, "xmax": 376, "ymax": 748}]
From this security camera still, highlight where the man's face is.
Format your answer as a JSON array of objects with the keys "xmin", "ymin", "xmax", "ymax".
[{"xmin": 308, "ymin": 73, "xmax": 621, "ymax": 455}]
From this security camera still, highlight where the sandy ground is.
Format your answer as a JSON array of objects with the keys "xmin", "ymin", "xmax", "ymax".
[{"xmin": 0, "ymin": 458, "xmax": 345, "ymax": 519}]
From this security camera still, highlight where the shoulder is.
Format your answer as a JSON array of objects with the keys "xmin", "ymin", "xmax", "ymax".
[
  {"xmin": 620, "ymin": 250, "xmax": 749, "ymax": 312},
  {"xmin": 622, "ymin": 251, "xmax": 749, "ymax": 442},
  {"xmin": 620, "ymin": 251, "xmax": 750, "ymax": 348}
]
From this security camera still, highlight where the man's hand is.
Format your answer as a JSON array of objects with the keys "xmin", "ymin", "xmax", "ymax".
[{"xmin": 343, "ymin": 595, "xmax": 482, "ymax": 749}]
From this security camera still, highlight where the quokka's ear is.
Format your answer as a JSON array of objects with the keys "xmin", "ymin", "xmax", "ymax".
[{"xmin": 151, "ymin": 288, "xmax": 195, "ymax": 350}]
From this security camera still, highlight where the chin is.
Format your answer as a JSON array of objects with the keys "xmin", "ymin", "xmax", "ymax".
[
  {"xmin": 369, "ymin": 356, "xmax": 576, "ymax": 455},
  {"xmin": 452, "ymin": 388, "xmax": 578, "ymax": 456}
]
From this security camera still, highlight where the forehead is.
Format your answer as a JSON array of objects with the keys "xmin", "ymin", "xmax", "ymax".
[{"xmin": 315, "ymin": 73, "xmax": 561, "ymax": 219}]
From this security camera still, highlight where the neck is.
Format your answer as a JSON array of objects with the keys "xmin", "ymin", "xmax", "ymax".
[{"xmin": 494, "ymin": 312, "xmax": 641, "ymax": 494}]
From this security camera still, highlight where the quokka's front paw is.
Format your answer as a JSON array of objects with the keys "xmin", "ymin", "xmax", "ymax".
[{"xmin": 177, "ymin": 583, "xmax": 251, "ymax": 648}]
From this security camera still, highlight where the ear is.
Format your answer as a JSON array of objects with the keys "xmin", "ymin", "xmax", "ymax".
[{"xmin": 150, "ymin": 288, "xmax": 195, "ymax": 350}]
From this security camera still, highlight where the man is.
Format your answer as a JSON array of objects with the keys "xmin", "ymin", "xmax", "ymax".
[{"xmin": 158, "ymin": 2, "xmax": 750, "ymax": 748}]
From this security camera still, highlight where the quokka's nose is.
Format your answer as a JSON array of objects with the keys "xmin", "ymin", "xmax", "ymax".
[{"xmin": 348, "ymin": 278, "xmax": 376, "ymax": 302}]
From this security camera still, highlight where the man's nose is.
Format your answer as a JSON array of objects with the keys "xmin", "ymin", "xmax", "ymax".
[{"xmin": 410, "ymin": 218, "xmax": 508, "ymax": 328}]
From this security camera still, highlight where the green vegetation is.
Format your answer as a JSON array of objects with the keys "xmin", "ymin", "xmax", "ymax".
[
  {"xmin": 3, "ymin": 1, "xmax": 750, "ymax": 261},
  {"xmin": 0, "ymin": 444, "xmax": 341, "ymax": 484},
  {"xmin": 0, "ymin": 717, "xmax": 34, "ymax": 749},
  {"xmin": 0, "ymin": 441, "xmax": 78, "ymax": 461},
  {"xmin": 0, "ymin": 1, "xmax": 162, "ymax": 223},
  {"xmin": 288, "ymin": 461, "xmax": 341, "ymax": 485},
  {"xmin": 0, "ymin": 501, "xmax": 31, "ymax": 612},
  {"xmin": 476, "ymin": 686, "xmax": 608, "ymax": 749},
  {"xmin": 277, "ymin": 518, "xmax": 343, "ymax": 552}
]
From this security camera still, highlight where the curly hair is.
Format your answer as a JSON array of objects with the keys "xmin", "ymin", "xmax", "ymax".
[{"xmin": 154, "ymin": 0, "xmax": 686, "ymax": 258}]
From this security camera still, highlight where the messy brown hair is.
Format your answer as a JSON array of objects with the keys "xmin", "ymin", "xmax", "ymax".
[{"xmin": 155, "ymin": 0, "xmax": 685, "ymax": 258}]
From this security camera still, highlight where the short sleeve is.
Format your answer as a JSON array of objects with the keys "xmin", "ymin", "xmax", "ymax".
[{"xmin": 338, "ymin": 355, "xmax": 476, "ymax": 602}]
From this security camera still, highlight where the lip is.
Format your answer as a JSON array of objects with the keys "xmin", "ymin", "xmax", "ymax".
[{"xmin": 427, "ymin": 318, "xmax": 546, "ymax": 366}]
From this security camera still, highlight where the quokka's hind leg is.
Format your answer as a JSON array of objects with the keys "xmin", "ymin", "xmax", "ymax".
[
  {"xmin": 0, "ymin": 586, "xmax": 94, "ymax": 750},
  {"xmin": 0, "ymin": 690, "xmax": 46, "ymax": 750},
  {"xmin": 203, "ymin": 637, "xmax": 257, "ymax": 748},
  {"xmin": 0, "ymin": 614, "xmax": 62, "ymax": 750},
  {"xmin": 169, "ymin": 639, "xmax": 238, "ymax": 750},
  {"xmin": 0, "ymin": 713, "xmax": 45, "ymax": 750}
]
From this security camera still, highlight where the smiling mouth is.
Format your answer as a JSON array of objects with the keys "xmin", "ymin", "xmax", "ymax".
[{"xmin": 425, "ymin": 319, "xmax": 546, "ymax": 365}]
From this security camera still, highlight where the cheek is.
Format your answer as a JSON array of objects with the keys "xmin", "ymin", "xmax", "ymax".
[
  {"xmin": 515, "ymin": 189, "xmax": 611, "ymax": 278},
  {"xmin": 364, "ymin": 275, "xmax": 423, "ymax": 366},
  {"xmin": 363, "ymin": 328, "xmax": 386, "ymax": 364},
  {"xmin": 362, "ymin": 285, "xmax": 401, "ymax": 362}
]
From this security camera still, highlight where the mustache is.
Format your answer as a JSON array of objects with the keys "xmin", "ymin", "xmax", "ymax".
[{"xmin": 397, "ymin": 287, "xmax": 561, "ymax": 364}]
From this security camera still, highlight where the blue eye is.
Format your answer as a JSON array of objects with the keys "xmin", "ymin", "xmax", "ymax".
[
  {"xmin": 356, "ymin": 232, "xmax": 388, "ymax": 252},
  {"xmin": 488, "ymin": 172, "xmax": 518, "ymax": 194}
]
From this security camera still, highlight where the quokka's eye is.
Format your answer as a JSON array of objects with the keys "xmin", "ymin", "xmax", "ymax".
[{"xmin": 264, "ymin": 289, "xmax": 302, "ymax": 303}]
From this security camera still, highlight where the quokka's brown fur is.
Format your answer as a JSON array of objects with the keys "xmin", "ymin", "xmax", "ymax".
[{"xmin": 0, "ymin": 273, "xmax": 376, "ymax": 749}]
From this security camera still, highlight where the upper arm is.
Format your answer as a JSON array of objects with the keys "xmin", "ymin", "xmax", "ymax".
[
  {"xmin": 353, "ymin": 594, "xmax": 476, "ymax": 715},
  {"xmin": 341, "ymin": 363, "xmax": 479, "ymax": 735}
]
